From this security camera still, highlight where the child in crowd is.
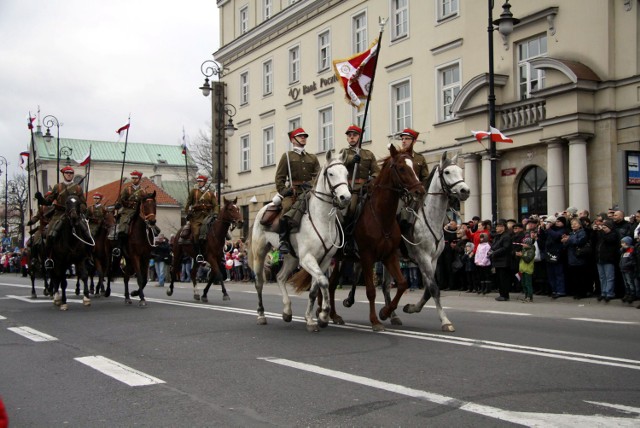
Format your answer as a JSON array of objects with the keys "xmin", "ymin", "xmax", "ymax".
[
  {"xmin": 461, "ymin": 242, "xmax": 477, "ymax": 292},
  {"xmin": 518, "ymin": 237, "xmax": 536, "ymax": 302},
  {"xmin": 474, "ymin": 233, "xmax": 492, "ymax": 294},
  {"xmin": 619, "ymin": 236, "xmax": 636, "ymax": 304}
]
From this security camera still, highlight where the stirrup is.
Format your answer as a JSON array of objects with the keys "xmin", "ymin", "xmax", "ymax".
[
  {"xmin": 195, "ymin": 254, "xmax": 204, "ymax": 263},
  {"xmin": 112, "ymin": 247, "xmax": 121, "ymax": 257},
  {"xmin": 44, "ymin": 258, "xmax": 54, "ymax": 270}
]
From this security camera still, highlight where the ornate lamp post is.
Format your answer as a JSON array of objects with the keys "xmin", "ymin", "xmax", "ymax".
[
  {"xmin": 200, "ymin": 60, "xmax": 237, "ymax": 205},
  {"xmin": 488, "ymin": 0, "xmax": 519, "ymax": 223},
  {"xmin": 43, "ymin": 115, "xmax": 61, "ymax": 184},
  {"xmin": 59, "ymin": 146, "xmax": 74, "ymax": 167}
]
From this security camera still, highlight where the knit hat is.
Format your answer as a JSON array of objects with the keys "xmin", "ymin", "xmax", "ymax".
[
  {"xmin": 556, "ymin": 216, "xmax": 567, "ymax": 227},
  {"xmin": 566, "ymin": 207, "xmax": 578, "ymax": 216},
  {"xmin": 465, "ymin": 242, "xmax": 475, "ymax": 251},
  {"xmin": 621, "ymin": 236, "xmax": 633, "ymax": 246},
  {"xmin": 603, "ymin": 219, "xmax": 615, "ymax": 230},
  {"xmin": 545, "ymin": 215, "xmax": 557, "ymax": 223},
  {"xmin": 522, "ymin": 238, "xmax": 533, "ymax": 246}
]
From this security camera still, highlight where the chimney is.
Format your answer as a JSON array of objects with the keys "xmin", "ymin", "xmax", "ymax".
[{"xmin": 150, "ymin": 174, "xmax": 162, "ymax": 187}]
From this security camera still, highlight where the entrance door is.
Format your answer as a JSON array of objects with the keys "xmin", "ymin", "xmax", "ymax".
[{"xmin": 518, "ymin": 166, "xmax": 547, "ymax": 219}]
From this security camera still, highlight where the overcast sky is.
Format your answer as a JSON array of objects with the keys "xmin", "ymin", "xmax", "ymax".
[{"xmin": 0, "ymin": 0, "xmax": 219, "ymax": 178}]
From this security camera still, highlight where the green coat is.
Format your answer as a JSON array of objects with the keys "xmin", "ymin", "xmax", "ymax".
[
  {"xmin": 275, "ymin": 150, "xmax": 320, "ymax": 212},
  {"xmin": 340, "ymin": 146, "xmax": 380, "ymax": 190}
]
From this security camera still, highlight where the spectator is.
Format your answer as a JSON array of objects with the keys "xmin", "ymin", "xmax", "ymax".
[
  {"xmin": 561, "ymin": 218, "xmax": 590, "ymax": 299},
  {"xmin": 619, "ymin": 236, "xmax": 636, "ymax": 304},
  {"xmin": 518, "ymin": 237, "xmax": 535, "ymax": 302},
  {"xmin": 461, "ymin": 242, "xmax": 477, "ymax": 292},
  {"xmin": 152, "ymin": 234, "xmax": 171, "ymax": 287},
  {"xmin": 544, "ymin": 216, "xmax": 568, "ymax": 299},
  {"xmin": 595, "ymin": 219, "xmax": 619, "ymax": 302},
  {"xmin": 181, "ymin": 254, "xmax": 192, "ymax": 282},
  {"xmin": 474, "ymin": 233, "xmax": 492, "ymax": 294},
  {"xmin": 436, "ymin": 220, "xmax": 458, "ymax": 290},
  {"xmin": 489, "ymin": 219, "xmax": 513, "ymax": 301}
]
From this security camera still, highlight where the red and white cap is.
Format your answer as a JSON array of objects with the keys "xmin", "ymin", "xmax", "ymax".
[
  {"xmin": 60, "ymin": 166, "xmax": 75, "ymax": 174},
  {"xmin": 93, "ymin": 192, "xmax": 103, "ymax": 199},
  {"xmin": 196, "ymin": 175, "xmax": 208, "ymax": 182},
  {"xmin": 130, "ymin": 170, "xmax": 143, "ymax": 178},
  {"xmin": 345, "ymin": 125, "xmax": 362, "ymax": 135},
  {"xmin": 288, "ymin": 127, "xmax": 308, "ymax": 138},
  {"xmin": 399, "ymin": 128, "xmax": 419, "ymax": 140}
]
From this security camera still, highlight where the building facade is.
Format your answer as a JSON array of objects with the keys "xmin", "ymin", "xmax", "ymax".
[{"xmin": 212, "ymin": 0, "xmax": 640, "ymax": 231}]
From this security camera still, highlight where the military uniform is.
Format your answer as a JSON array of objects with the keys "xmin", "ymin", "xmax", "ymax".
[
  {"xmin": 87, "ymin": 198, "xmax": 107, "ymax": 238},
  {"xmin": 186, "ymin": 185, "xmax": 218, "ymax": 240},
  {"xmin": 341, "ymin": 146, "xmax": 379, "ymax": 216},
  {"xmin": 409, "ymin": 151, "xmax": 429, "ymax": 185},
  {"xmin": 398, "ymin": 128, "xmax": 429, "ymax": 235},
  {"xmin": 40, "ymin": 180, "xmax": 86, "ymax": 241}
]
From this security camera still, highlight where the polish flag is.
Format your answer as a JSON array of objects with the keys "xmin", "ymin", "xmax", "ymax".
[
  {"xmin": 490, "ymin": 126, "xmax": 513, "ymax": 143},
  {"xmin": 116, "ymin": 122, "xmax": 130, "ymax": 138},
  {"xmin": 471, "ymin": 130, "xmax": 490, "ymax": 143},
  {"xmin": 75, "ymin": 151, "xmax": 91, "ymax": 166},
  {"xmin": 333, "ymin": 39, "xmax": 379, "ymax": 108},
  {"xmin": 27, "ymin": 113, "xmax": 35, "ymax": 130},
  {"xmin": 181, "ymin": 142, "xmax": 187, "ymax": 155},
  {"xmin": 19, "ymin": 151, "xmax": 29, "ymax": 169}
]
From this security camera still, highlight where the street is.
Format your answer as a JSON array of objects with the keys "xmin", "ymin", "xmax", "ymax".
[{"xmin": 1, "ymin": 274, "xmax": 639, "ymax": 427}]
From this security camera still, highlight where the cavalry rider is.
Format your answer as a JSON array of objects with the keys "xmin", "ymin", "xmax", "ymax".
[
  {"xmin": 113, "ymin": 170, "xmax": 147, "ymax": 257},
  {"xmin": 34, "ymin": 166, "xmax": 87, "ymax": 267},
  {"xmin": 27, "ymin": 191, "xmax": 54, "ymax": 251},
  {"xmin": 272, "ymin": 127, "xmax": 320, "ymax": 254},
  {"xmin": 340, "ymin": 125, "xmax": 380, "ymax": 254},
  {"xmin": 398, "ymin": 128, "xmax": 429, "ymax": 234},
  {"xmin": 185, "ymin": 174, "xmax": 218, "ymax": 262},
  {"xmin": 87, "ymin": 192, "xmax": 107, "ymax": 238}
]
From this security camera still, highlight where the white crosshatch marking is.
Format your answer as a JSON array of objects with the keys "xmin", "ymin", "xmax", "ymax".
[{"xmin": 75, "ymin": 356, "xmax": 165, "ymax": 387}]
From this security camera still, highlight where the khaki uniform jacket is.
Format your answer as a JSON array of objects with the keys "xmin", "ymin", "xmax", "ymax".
[
  {"xmin": 186, "ymin": 186, "xmax": 218, "ymax": 239},
  {"xmin": 116, "ymin": 184, "xmax": 147, "ymax": 234},
  {"xmin": 340, "ymin": 146, "xmax": 380, "ymax": 191},
  {"xmin": 44, "ymin": 182, "xmax": 87, "ymax": 238},
  {"xmin": 275, "ymin": 150, "xmax": 320, "ymax": 195},
  {"xmin": 409, "ymin": 151, "xmax": 430, "ymax": 184}
]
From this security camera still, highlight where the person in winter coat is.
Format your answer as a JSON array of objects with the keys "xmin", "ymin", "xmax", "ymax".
[
  {"xmin": 619, "ymin": 236, "xmax": 636, "ymax": 304},
  {"xmin": 489, "ymin": 219, "xmax": 513, "ymax": 301},
  {"xmin": 543, "ymin": 215, "xmax": 568, "ymax": 298},
  {"xmin": 461, "ymin": 242, "xmax": 477, "ymax": 292},
  {"xmin": 595, "ymin": 219, "xmax": 620, "ymax": 302},
  {"xmin": 474, "ymin": 233, "xmax": 492, "ymax": 294},
  {"xmin": 561, "ymin": 218, "xmax": 590, "ymax": 299},
  {"xmin": 518, "ymin": 237, "xmax": 536, "ymax": 302}
]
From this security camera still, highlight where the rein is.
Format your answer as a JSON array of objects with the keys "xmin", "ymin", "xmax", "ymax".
[{"xmin": 138, "ymin": 197, "xmax": 158, "ymax": 248}]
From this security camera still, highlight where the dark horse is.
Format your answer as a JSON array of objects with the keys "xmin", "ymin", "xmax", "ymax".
[
  {"xmin": 167, "ymin": 197, "xmax": 243, "ymax": 302},
  {"xmin": 85, "ymin": 210, "xmax": 116, "ymax": 297},
  {"xmin": 105, "ymin": 191, "xmax": 157, "ymax": 306},
  {"xmin": 47, "ymin": 195, "xmax": 94, "ymax": 311},
  {"xmin": 26, "ymin": 207, "xmax": 51, "ymax": 299},
  {"xmin": 311, "ymin": 145, "xmax": 425, "ymax": 331}
]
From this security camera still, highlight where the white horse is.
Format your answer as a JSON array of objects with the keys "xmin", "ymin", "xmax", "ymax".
[
  {"xmin": 398, "ymin": 151, "xmax": 471, "ymax": 331},
  {"xmin": 249, "ymin": 150, "xmax": 351, "ymax": 332}
]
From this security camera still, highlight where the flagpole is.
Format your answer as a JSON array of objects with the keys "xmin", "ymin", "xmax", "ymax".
[
  {"xmin": 351, "ymin": 17, "xmax": 387, "ymax": 188},
  {"xmin": 182, "ymin": 128, "xmax": 190, "ymax": 196},
  {"xmin": 84, "ymin": 145, "xmax": 92, "ymax": 198},
  {"xmin": 117, "ymin": 116, "xmax": 131, "ymax": 198}
]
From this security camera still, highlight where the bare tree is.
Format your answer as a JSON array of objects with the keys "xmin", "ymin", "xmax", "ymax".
[
  {"xmin": 2, "ymin": 173, "xmax": 28, "ymax": 247},
  {"xmin": 190, "ymin": 128, "xmax": 214, "ymax": 178}
]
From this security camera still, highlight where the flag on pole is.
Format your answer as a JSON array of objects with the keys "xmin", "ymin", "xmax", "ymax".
[
  {"xmin": 75, "ymin": 150, "xmax": 91, "ymax": 166},
  {"xmin": 116, "ymin": 122, "xmax": 130, "ymax": 139},
  {"xmin": 471, "ymin": 130, "xmax": 490, "ymax": 143},
  {"xmin": 27, "ymin": 113, "xmax": 35, "ymax": 130},
  {"xmin": 489, "ymin": 126, "xmax": 513, "ymax": 143},
  {"xmin": 333, "ymin": 39, "xmax": 379, "ymax": 108},
  {"xmin": 19, "ymin": 151, "xmax": 29, "ymax": 169},
  {"xmin": 181, "ymin": 142, "xmax": 187, "ymax": 155}
]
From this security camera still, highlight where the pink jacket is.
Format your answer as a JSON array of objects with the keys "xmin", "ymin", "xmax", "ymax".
[{"xmin": 474, "ymin": 242, "xmax": 492, "ymax": 267}]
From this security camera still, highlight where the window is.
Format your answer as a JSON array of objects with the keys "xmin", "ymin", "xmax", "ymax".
[
  {"xmin": 263, "ymin": 126, "xmax": 275, "ymax": 166},
  {"xmin": 391, "ymin": 80, "xmax": 411, "ymax": 133},
  {"xmin": 239, "ymin": 6, "xmax": 249, "ymax": 35},
  {"xmin": 289, "ymin": 46, "xmax": 300, "ymax": 84},
  {"xmin": 288, "ymin": 117, "xmax": 301, "ymax": 150},
  {"xmin": 438, "ymin": 62, "xmax": 460, "ymax": 121},
  {"xmin": 240, "ymin": 134, "xmax": 250, "ymax": 172},
  {"xmin": 263, "ymin": 60, "xmax": 273, "ymax": 96},
  {"xmin": 518, "ymin": 166, "xmax": 548, "ymax": 217},
  {"xmin": 354, "ymin": 107, "xmax": 371, "ymax": 141},
  {"xmin": 318, "ymin": 106, "xmax": 334, "ymax": 152},
  {"xmin": 391, "ymin": 0, "xmax": 408, "ymax": 40},
  {"xmin": 353, "ymin": 12, "xmax": 368, "ymax": 53},
  {"xmin": 518, "ymin": 34, "xmax": 547, "ymax": 99},
  {"xmin": 437, "ymin": 0, "xmax": 459, "ymax": 21},
  {"xmin": 240, "ymin": 71, "xmax": 249, "ymax": 105},
  {"xmin": 318, "ymin": 30, "xmax": 331, "ymax": 72},
  {"xmin": 263, "ymin": 0, "xmax": 272, "ymax": 21}
]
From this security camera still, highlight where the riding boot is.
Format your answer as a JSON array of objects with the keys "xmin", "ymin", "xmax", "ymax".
[{"xmin": 278, "ymin": 219, "xmax": 292, "ymax": 255}]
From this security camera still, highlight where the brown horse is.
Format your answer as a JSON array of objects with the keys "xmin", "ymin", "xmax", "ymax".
[
  {"xmin": 85, "ymin": 210, "xmax": 116, "ymax": 297},
  {"xmin": 105, "ymin": 191, "xmax": 157, "ymax": 306},
  {"xmin": 312, "ymin": 145, "xmax": 425, "ymax": 331},
  {"xmin": 167, "ymin": 197, "xmax": 243, "ymax": 302}
]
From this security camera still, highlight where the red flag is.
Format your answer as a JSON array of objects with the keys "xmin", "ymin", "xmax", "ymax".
[
  {"xmin": 19, "ymin": 151, "xmax": 29, "ymax": 169},
  {"xmin": 333, "ymin": 39, "xmax": 379, "ymax": 108},
  {"xmin": 490, "ymin": 126, "xmax": 513, "ymax": 143},
  {"xmin": 27, "ymin": 113, "xmax": 35, "ymax": 130},
  {"xmin": 75, "ymin": 151, "xmax": 91, "ymax": 166},
  {"xmin": 116, "ymin": 123, "xmax": 130, "ymax": 136},
  {"xmin": 181, "ymin": 142, "xmax": 187, "ymax": 155},
  {"xmin": 471, "ymin": 130, "xmax": 490, "ymax": 143}
]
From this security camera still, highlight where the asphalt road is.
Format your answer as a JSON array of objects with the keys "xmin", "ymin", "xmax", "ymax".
[{"xmin": 1, "ymin": 274, "xmax": 639, "ymax": 427}]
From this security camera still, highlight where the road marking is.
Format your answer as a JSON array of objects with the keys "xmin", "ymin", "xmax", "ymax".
[
  {"xmin": 8, "ymin": 326, "xmax": 58, "ymax": 342},
  {"xmin": 6, "ymin": 294, "xmax": 82, "ymax": 304},
  {"xmin": 75, "ymin": 356, "xmax": 165, "ymax": 387},
  {"xmin": 478, "ymin": 310, "xmax": 531, "ymax": 316},
  {"xmin": 585, "ymin": 401, "xmax": 640, "ymax": 415},
  {"xmin": 570, "ymin": 318, "xmax": 638, "ymax": 325},
  {"xmin": 0, "ymin": 315, "xmax": 6, "ymax": 320},
  {"xmin": 260, "ymin": 357, "xmax": 640, "ymax": 426}
]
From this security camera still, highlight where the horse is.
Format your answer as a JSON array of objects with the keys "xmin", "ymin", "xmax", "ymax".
[
  {"xmin": 166, "ymin": 197, "xmax": 243, "ymax": 302},
  {"xmin": 46, "ymin": 195, "xmax": 94, "ymax": 311},
  {"xmin": 249, "ymin": 150, "xmax": 351, "ymax": 332},
  {"xmin": 85, "ymin": 210, "xmax": 116, "ymax": 297},
  {"xmin": 318, "ymin": 144, "xmax": 425, "ymax": 331},
  {"xmin": 104, "ymin": 191, "xmax": 157, "ymax": 306}
]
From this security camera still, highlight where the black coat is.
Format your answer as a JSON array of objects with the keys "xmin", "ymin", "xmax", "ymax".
[
  {"xmin": 490, "ymin": 231, "xmax": 513, "ymax": 268},
  {"xmin": 595, "ymin": 230, "xmax": 620, "ymax": 264}
]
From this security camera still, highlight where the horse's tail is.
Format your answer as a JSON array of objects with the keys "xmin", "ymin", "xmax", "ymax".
[
  {"xmin": 245, "ymin": 232, "xmax": 253, "ymax": 267},
  {"xmin": 290, "ymin": 268, "xmax": 312, "ymax": 294}
]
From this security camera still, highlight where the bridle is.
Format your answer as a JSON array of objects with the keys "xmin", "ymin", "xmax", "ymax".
[
  {"xmin": 310, "ymin": 160, "xmax": 350, "ymax": 207},
  {"xmin": 138, "ymin": 195, "xmax": 158, "ymax": 246},
  {"xmin": 66, "ymin": 196, "xmax": 95, "ymax": 246}
]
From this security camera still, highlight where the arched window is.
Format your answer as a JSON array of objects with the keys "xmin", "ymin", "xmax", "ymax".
[{"xmin": 517, "ymin": 166, "xmax": 547, "ymax": 219}]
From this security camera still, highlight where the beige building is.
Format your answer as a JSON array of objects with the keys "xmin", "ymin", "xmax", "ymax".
[{"xmin": 212, "ymin": 0, "xmax": 640, "ymax": 230}]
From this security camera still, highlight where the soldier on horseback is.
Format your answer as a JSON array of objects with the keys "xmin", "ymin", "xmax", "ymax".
[
  {"xmin": 87, "ymin": 192, "xmax": 107, "ymax": 238},
  {"xmin": 113, "ymin": 170, "xmax": 147, "ymax": 257},
  {"xmin": 340, "ymin": 125, "xmax": 380, "ymax": 255},
  {"xmin": 34, "ymin": 166, "xmax": 87, "ymax": 268},
  {"xmin": 185, "ymin": 175, "xmax": 218, "ymax": 263},
  {"xmin": 272, "ymin": 128, "xmax": 320, "ymax": 254},
  {"xmin": 397, "ymin": 128, "xmax": 429, "ymax": 235}
]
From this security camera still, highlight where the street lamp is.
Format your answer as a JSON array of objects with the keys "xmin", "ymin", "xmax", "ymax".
[
  {"xmin": 200, "ymin": 60, "xmax": 237, "ymax": 206},
  {"xmin": 0, "ymin": 156, "xmax": 7, "ymax": 238},
  {"xmin": 43, "ymin": 115, "xmax": 61, "ymax": 184},
  {"xmin": 59, "ymin": 146, "xmax": 74, "ymax": 167},
  {"xmin": 488, "ymin": 0, "xmax": 519, "ymax": 224}
]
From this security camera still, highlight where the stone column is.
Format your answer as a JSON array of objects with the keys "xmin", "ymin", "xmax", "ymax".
[
  {"xmin": 546, "ymin": 140, "xmax": 565, "ymax": 215},
  {"xmin": 567, "ymin": 134, "xmax": 591, "ymax": 213},
  {"xmin": 481, "ymin": 152, "xmax": 492, "ymax": 221},
  {"xmin": 463, "ymin": 154, "xmax": 480, "ymax": 221}
]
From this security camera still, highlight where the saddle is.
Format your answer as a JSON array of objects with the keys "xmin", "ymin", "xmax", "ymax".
[
  {"xmin": 259, "ymin": 203, "xmax": 282, "ymax": 231},
  {"xmin": 179, "ymin": 223, "xmax": 193, "ymax": 243}
]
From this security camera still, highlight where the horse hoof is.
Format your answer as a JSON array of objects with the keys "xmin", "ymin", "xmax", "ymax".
[
  {"xmin": 257, "ymin": 316, "xmax": 267, "ymax": 325},
  {"xmin": 60, "ymin": 304, "xmax": 69, "ymax": 311},
  {"xmin": 139, "ymin": 300, "xmax": 147, "ymax": 308},
  {"xmin": 201, "ymin": 296, "xmax": 208, "ymax": 303},
  {"xmin": 104, "ymin": 290, "xmax": 110, "ymax": 298},
  {"xmin": 31, "ymin": 293, "xmax": 37, "ymax": 300},
  {"xmin": 83, "ymin": 297, "xmax": 91, "ymax": 307},
  {"xmin": 307, "ymin": 323, "xmax": 320, "ymax": 333},
  {"xmin": 125, "ymin": 298, "xmax": 132, "ymax": 305},
  {"xmin": 193, "ymin": 294, "xmax": 200, "ymax": 301},
  {"xmin": 331, "ymin": 316, "xmax": 345, "ymax": 325},
  {"xmin": 342, "ymin": 299, "xmax": 353, "ymax": 308},
  {"xmin": 379, "ymin": 307, "xmax": 390, "ymax": 321},
  {"xmin": 75, "ymin": 289, "xmax": 80, "ymax": 296},
  {"xmin": 390, "ymin": 317, "xmax": 403, "ymax": 326},
  {"xmin": 93, "ymin": 293, "xmax": 100, "ymax": 299},
  {"xmin": 372, "ymin": 323, "xmax": 385, "ymax": 332},
  {"xmin": 166, "ymin": 289, "xmax": 173, "ymax": 296},
  {"xmin": 318, "ymin": 319, "xmax": 329, "ymax": 329},
  {"xmin": 442, "ymin": 324, "xmax": 455, "ymax": 332},
  {"xmin": 223, "ymin": 295, "xmax": 230, "ymax": 301},
  {"xmin": 131, "ymin": 290, "xmax": 140, "ymax": 297},
  {"xmin": 283, "ymin": 313, "xmax": 293, "ymax": 323}
]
